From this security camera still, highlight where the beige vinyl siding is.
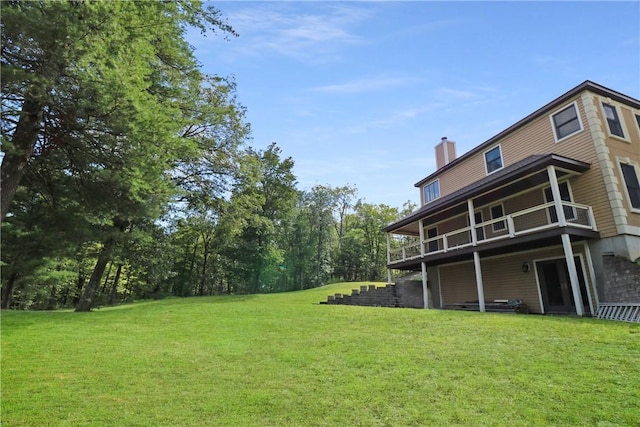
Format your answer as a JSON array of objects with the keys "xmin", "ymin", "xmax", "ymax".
[
  {"xmin": 438, "ymin": 244, "xmax": 596, "ymax": 315},
  {"xmin": 481, "ymin": 256, "xmax": 542, "ymax": 313},
  {"xmin": 439, "ymin": 263, "xmax": 477, "ymax": 305},
  {"xmin": 434, "ymin": 92, "xmax": 618, "ymax": 238}
]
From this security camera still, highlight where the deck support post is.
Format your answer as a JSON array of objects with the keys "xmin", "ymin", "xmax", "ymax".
[
  {"xmin": 421, "ymin": 261, "xmax": 429, "ymax": 309},
  {"xmin": 418, "ymin": 219, "xmax": 426, "ymax": 256},
  {"xmin": 467, "ymin": 199, "xmax": 478, "ymax": 245},
  {"xmin": 582, "ymin": 241, "xmax": 598, "ymax": 312},
  {"xmin": 386, "ymin": 233, "xmax": 392, "ymax": 285},
  {"xmin": 549, "ymin": 165, "xmax": 584, "ymax": 316},
  {"xmin": 547, "ymin": 165, "xmax": 567, "ymax": 227},
  {"xmin": 561, "ymin": 234, "xmax": 584, "ymax": 316},
  {"xmin": 473, "ymin": 251, "xmax": 486, "ymax": 312}
]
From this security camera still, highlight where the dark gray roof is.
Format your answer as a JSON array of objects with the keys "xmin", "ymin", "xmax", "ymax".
[{"xmin": 384, "ymin": 153, "xmax": 590, "ymax": 232}]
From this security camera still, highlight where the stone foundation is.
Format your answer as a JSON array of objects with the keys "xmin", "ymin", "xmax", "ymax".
[{"xmin": 603, "ymin": 255, "xmax": 640, "ymax": 303}]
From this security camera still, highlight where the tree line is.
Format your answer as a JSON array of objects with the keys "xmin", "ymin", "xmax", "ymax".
[{"xmin": 1, "ymin": 1, "xmax": 412, "ymax": 311}]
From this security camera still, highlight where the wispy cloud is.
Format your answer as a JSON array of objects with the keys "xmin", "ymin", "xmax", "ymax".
[
  {"xmin": 435, "ymin": 85, "xmax": 499, "ymax": 102},
  {"xmin": 310, "ymin": 76, "xmax": 421, "ymax": 94},
  {"xmin": 219, "ymin": 4, "xmax": 373, "ymax": 63}
]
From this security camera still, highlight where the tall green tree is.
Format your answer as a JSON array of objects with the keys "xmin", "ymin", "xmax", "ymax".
[
  {"xmin": 1, "ymin": 1, "xmax": 235, "ymax": 220},
  {"xmin": 1, "ymin": 1, "xmax": 245, "ymax": 311},
  {"xmin": 223, "ymin": 143, "xmax": 297, "ymax": 293}
]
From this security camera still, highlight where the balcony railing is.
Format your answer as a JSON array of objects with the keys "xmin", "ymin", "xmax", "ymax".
[{"xmin": 389, "ymin": 201, "xmax": 596, "ymax": 264}]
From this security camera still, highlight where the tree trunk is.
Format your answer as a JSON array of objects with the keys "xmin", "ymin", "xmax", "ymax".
[
  {"xmin": 75, "ymin": 240, "xmax": 114, "ymax": 312},
  {"xmin": 199, "ymin": 242, "xmax": 209, "ymax": 296},
  {"xmin": 73, "ymin": 269, "xmax": 86, "ymax": 306},
  {"xmin": 1, "ymin": 98, "xmax": 44, "ymax": 221},
  {"xmin": 46, "ymin": 285, "xmax": 57, "ymax": 310},
  {"xmin": 1, "ymin": 272, "xmax": 19, "ymax": 309},
  {"xmin": 101, "ymin": 262, "xmax": 113, "ymax": 294},
  {"xmin": 108, "ymin": 263, "xmax": 123, "ymax": 305}
]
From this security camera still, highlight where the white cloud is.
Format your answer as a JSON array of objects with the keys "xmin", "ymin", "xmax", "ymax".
[
  {"xmin": 310, "ymin": 76, "xmax": 421, "ymax": 94},
  {"xmin": 218, "ymin": 4, "xmax": 373, "ymax": 63}
]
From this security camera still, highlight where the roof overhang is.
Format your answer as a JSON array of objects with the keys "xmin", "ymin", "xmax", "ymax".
[{"xmin": 384, "ymin": 153, "xmax": 590, "ymax": 233}]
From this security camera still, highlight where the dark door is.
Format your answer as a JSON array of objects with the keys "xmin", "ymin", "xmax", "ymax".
[{"xmin": 536, "ymin": 257, "xmax": 590, "ymax": 315}]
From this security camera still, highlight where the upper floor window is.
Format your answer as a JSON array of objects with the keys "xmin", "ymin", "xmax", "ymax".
[
  {"xmin": 602, "ymin": 102, "xmax": 625, "ymax": 138},
  {"xmin": 551, "ymin": 103, "xmax": 582, "ymax": 141},
  {"xmin": 484, "ymin": 145, "xmax": 503, "ymax": 174},
  {"xmin": 620, "ymin": 162, "xmax": 640, "ymax": 211},
  {"xmin": 423, "ymin": 179, "xmax": 440, "ymax": 204},
  {"xmin": 635, "ymin": 114, "xmax": 640, "ymax": 131}
]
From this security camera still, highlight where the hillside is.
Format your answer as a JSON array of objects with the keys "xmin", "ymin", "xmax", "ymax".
[{"xmin": 2, "ymin": 283, "xmax": 639, "ymax": 426}]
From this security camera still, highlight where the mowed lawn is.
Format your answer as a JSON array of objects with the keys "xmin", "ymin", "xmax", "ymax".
[{"xmin": 2, "ymin": 282, "xmax": 639, "ymax": 426}]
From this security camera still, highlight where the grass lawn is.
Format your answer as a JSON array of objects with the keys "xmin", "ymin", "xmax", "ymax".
[{"xmin": 2, "ymin": 282, "xmax": 639, "ymax": 426}]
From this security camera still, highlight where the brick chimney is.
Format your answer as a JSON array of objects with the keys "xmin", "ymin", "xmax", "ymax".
[{"xmin": 435, "ymin": 137, "xmax": 456, "ymax": 169}]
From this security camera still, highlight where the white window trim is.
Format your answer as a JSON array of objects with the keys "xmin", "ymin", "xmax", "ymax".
[
  {"xmin": 423, "ymin": 179, "xmax": 440, "ymax": 205},
  {"xmin": 616, "ymin": 157, "xmax": 640, "ymax": 214},
  {"xmin": 600, "ymin": 99, "xmax": 630, "ymax": 142},
  {"xmin": 549, "ymin": 101, "xmax": 584, "ymax": 143},
  {"xmin": 483, "ymin": 144, "xmax": 504, "ymax": 176}
]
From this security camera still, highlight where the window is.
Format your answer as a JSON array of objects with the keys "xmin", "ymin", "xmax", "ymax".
[
  {"xmin": 635, "ymin": 114, "xmax": 640, "ymax": 131},
  {"xmin": 602, "ymin": 102, "xmax": 625, "ymax": 138},
  {"xmin": 551, "ymin": 103, "xmax": 582, "ymax": 141},
  {"xmin": 427, "ymin": 227, "xmax": 439, "ymax": 253},
  {"xmin": 490, "ymin": 204, "xmax": 506, "ymax": 231},
  {"xmin": 467, "ymin": 211, "xmax": 485, "ymax": 240},
  {"xmin": 423, "ymin": 179, "xmax": 440, "ymax": 204},
  {"xmin": 484, "ymin": 145, "xmax": 503, "ymax": 174},
  {"xmin": 544, "ymin": 181, "xmax": 576, "ymax": 222},
  {"xmin": 620, "ymin": 163, "xmax": 640, "ymax": 210}
]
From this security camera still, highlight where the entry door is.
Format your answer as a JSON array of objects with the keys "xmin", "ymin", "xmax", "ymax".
[{"xmin": 536, "ymin": 257, "xmax": 590, "ymax": 315}]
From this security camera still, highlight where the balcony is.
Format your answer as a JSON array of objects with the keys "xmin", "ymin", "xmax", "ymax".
[{"xmin": 389, "ymin": 201, "xmax": 597, "ymax": 265}]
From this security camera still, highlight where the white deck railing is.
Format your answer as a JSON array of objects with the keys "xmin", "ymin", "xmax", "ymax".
[
  {"xmin": 595, "ymin": 303, "xmax": 640, "ymax": 323},
  {"xmin": 389, "ymin": 201, "xmax": 597, "ymax": 264}
]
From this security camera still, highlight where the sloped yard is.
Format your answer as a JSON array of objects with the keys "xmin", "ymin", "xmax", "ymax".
[{"xmin": 2, "ymin": 282, "xmax": 639, "ymax": 426}]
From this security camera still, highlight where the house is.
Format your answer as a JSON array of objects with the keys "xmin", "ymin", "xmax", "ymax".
[{"xmin": 383, "ymin": 80, "xmax": 640, "ymax": 319}]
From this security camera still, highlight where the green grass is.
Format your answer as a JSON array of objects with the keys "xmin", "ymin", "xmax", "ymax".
[{"xmin": 2, "ymin": 282, "xmax": 639, "ymax": 426}]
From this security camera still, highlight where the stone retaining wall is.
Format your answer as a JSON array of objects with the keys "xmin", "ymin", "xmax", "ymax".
[
  {"xmin": 603, "ymin": 255, "xmax": 640, "ymax": 303},
  {"xmin": 320, "ymin": 282, "xmax": 428, "ymax": 308}
]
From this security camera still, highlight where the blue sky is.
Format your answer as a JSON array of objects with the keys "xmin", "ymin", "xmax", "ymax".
[{"xmin": 188, "ymin": 1, "xmax": 640, "ymax": 209}]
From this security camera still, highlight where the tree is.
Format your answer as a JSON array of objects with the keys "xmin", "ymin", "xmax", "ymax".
[
  {"xmin": 1, "ymin": 1, "xmax": 245, "ymax": 311},
  {"xmin": 1, "ymin": 0, "xmax": 235, "ymax": 221},
  {"xmin": 222, "ymin": 143, "xmax": 297, "ymax": 293}
]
